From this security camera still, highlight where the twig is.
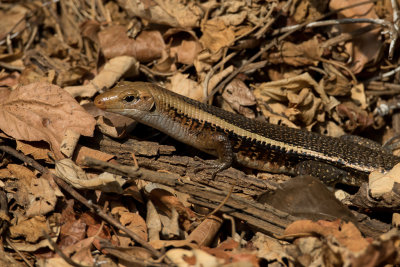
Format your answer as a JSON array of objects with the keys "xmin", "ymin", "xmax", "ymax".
[
  {"xmin": 205, "ymin": 184, "xmax": 235, "ymax": 219},
  {"xmin": 0, "ymin": 145, "xmax": 167, "ymax": 262},
  {"xmin": 43, "ymin": 231, "xmax": 90, "ymax": 267},
  {"xmin": 203, "ymin": 51, "xmax": 237, "ymax": 102},
  {"xmin": 6, "ymin": 237, "xmax": 33, "ymax": 267}
]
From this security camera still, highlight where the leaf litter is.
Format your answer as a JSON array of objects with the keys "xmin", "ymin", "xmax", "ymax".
[{"xmin": 0, "ymin": 0, "xmax": 400, "ymax": 266}]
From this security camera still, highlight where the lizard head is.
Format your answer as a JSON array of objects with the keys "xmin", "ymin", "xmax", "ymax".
[{"xmin": 94, "ymin": 81, "xmax": 155, "ymax": 119}]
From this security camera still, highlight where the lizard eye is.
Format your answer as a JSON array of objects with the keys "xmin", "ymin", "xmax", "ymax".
[{"xmin": 124, "ymin": 95, "xmax": 135, "ymax": 102}]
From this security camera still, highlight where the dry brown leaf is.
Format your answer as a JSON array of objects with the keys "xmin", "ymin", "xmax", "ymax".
[
  {"xmin": 284, "ymin": 220, "xmax": 369, "ymax": 253},
  {"xmin": 59, "ymin": 218, "xmax": 86, "ymax": 250},
  {"xmin": 266, "ymin": 37, "xmax": 323, "ymax": 67},
  {"xmin": 118, "ymin": 0, "xmax": 203, "ymax": 28},
  {"xmin": 0, "ymin": 72, "xmax": 20, "ymax": 87},
  {"xmin": 253, "ymin": 73, "xmax": 325, "ymax": 126},
  {"xmin": 103, "ymin": 246, "xmax": 154, "ymax": 265},
  {"xmin": 322, "ymin": 62, "xmax": 353, "ymax": 96},
  {"xmin": 9, "ymin": 216, "xmax": 50, "ymax": 243},
  {"xmin": 59, "ymin": 129, "xmax": 80, "ymax": 158},
  {"xmin": 0, "ymin": 82, "xmax": 95, "ymax": 159},
  {"xmin": 99, "ymin": 25, "xmax": 165, "ymax": 62},
  {"xmin": 200, "ymin": 18, "xmax": 235, "ymax": 54},
  {"xmin": 63, "ymin": 236, "xmax": 95, "ymax": 266},
  {"xmin": 350, "ymin": 83, "xmax": 367, "ymax": 109},
  {"xmin": 7, "ymin": 164, "xmax": 36, "ymax": 209},
  {"xmin": 369, "ymin": 163, "xmax": 400, "ymax": 198},
  {"xmin": 329, "ymin": 0, "xmax": 382, "ymax": 74},
  {"xmin": 0, "ymin": 4, "xmax": 28, "ymax": 40},
  {"xmin": 222, "ymin": 78, "xmax": 256, "ymax": 118},
  {"xmin": 168, "ymin": 73, "xmax": 203, "ymax": 101},
  {"xmin": 119, "ymin": 211, "xmax": 148, "ymax": 245},
  {"xmin": 55, "ymin": 159, "xmax": 125, "ymax": 193},
  {"xmin": 148, "ymin": 188, "xmax": 194, "ymax": 220},
  {"xmin": 146, "ymin": 200, "xmax": 162, "ymax": 242},
  {"xmin": 26, "ymin": 177, "xmax": 57, "ymax": 217},
  {"xmin": 165, "ymin": 28, "xmax": 203, "ymax": 65},
  {"xmin": 336, "ymin": 102, "xmax": 373, "ymax": 131},
  {"xmin": 159, "ymin": 208, "xmax": 180, "ymax": 239},
  {"xmin": 165, "ymin": 248, "xmax": 219, "ymax": 266},
  {"xmin": 64, "ymin": 56, "xmax": 139, "ymax": 98},
  {"xmin": 252, "ymin": 232, "xmax": 289, "ymax": 264},
  {"xmin": 16, "ymin": 140, "xmax": 52, "ymax": 163}
]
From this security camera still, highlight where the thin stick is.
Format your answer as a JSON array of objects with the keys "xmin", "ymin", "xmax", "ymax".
[{"xmin": 0, "ymin": 145, "xmax": 166, "ymax": 262}]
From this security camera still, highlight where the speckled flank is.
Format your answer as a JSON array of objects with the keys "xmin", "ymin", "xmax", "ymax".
[{"xmin": 144, "ymin": 83, "xmax": 399, "ymax": 173}]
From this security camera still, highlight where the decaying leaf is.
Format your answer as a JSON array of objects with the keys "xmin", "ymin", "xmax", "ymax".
[
  {"xmin": 99, "ymin": 25, "xmax": 165, "ymax": 62},
  {"xmin": 200, "ymin": 18, "xmax": 235, "ymax": 54},
  {"xmin": 222, "ymin": 78, "xmax": 256, "ymax": 118},
  {"xmin": 253, "ymin": 73, "xmax": 326, "ymax": 126},
  {"xmin": 9, "ymin": 216, "xmax": 50, "ymax": 243},
  {"xmin": 329, "ymin": 0, "xmax": 382, "ymax": 73},
  {"xmin": 64, "ymin": 56, "xmax": 139, "ymax": 98},
  {"xmin": 118, "ymin": 0, "xmax": 203, "ymax": 28},
  {"xmin": 284, "ymin": 219, "xmax": 369, "ymax": 253},
  {"xmin": 0, "ymin": 82, "xmax": 96, "ymax": 159},
  {"xmin": 266, "ymin": 37, "xmax": 323, "ymax": 67},
  {"xmin": 26, "ymin": 177, "xmax": 57, "ymax": 217},
  {"xmin": 55, "ymin": 159, "xmax": 125, "ymax": 192}
]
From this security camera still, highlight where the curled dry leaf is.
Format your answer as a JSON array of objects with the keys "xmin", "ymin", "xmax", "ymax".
[
  {"xmin": 0, "ymin": 82, "xmax": 96, "ymax": 159},
  {"xmin": 200, "ymin": 18, "xmax": 235, "ymax": 54},
  {"xmin": 336, "ymin": 102, "xmax": 373, "ymax": 131},
  {"xmin": 26, "ymin": 177, "xmax": 57, "ymax": 217},
  {"xmin": 329, "ymin": 0, "xmax": 382, "ymax": 74},
  {"xmin": 165, "ymin": 28, "xmax": 203, "ymax": 65},
  {"xmin": 168, "ymin": 73, "xmax": 203, "ymax": 101},
  {"xmin": 118, "ymin": 0, "xmax": 203, "ymax": 28},
  {"xmin": 146, "ymin": 200, "xmax": 162, "ymax": 242},
  {"xmin": 322, "ymin": 62, "xmax": 353, "ymax": 96},
  {"xmin": 284, "ymin": 220, "xmax": 369, "ymax": 253},
  {"xmin": 266, "ymin": 37, "xmax": 323, "ymax": 67},
  {"xmin": 64, "ymin": 56, "xmax": 139, "ymax": 98},
  {"xmin": 119, "ymin": 211, "xmax": 148, "ymax": 245},
  {"xmin": 222, "ymin": 78, "xmax": 257, "ymax": 118},
  {"xmin": 253, "ymin": 73, "xmax": 325, "ymax": 126},
  {"xmin": 16, "ymin": 140, "xmax": 53, "ymax": 163},
  {"xmin": 165, "ymin": 248, "xmax": 219, "ymax": 267},
  {"xmin": 55, "ymin": 159, "xmax": 125, "ymax": 193},
  {"xmin": 9, "ymin": 215, "xmax": 50, "ymax": 243},
  {"xmin": 98, "ymin": 25, "xmax": 165, "ymax": 62}
]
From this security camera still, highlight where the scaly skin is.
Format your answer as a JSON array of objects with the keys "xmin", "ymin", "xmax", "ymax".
[{"xmin": 94, "ymin": 81, "xmax": 400, "ymax": 185}]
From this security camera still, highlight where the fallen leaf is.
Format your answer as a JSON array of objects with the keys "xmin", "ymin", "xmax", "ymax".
[
  {"xmin": 284, "ymin": 220, "xmax": 369, "ymax": 253},
  {"xmin": 26, "ymin": 177, "xmax": 57, "ymax": 217},
  {"xmin": 200, "ymin": 18, "xmax": 235, "ymax": 54},
  {"xmin": 99, "ymin": 25, "xmax": 165, "ymax": 62},
  {"xmin": 16, "ymin": 140, "xmax": 52, "ymax": 163},
  {"xmin": 0, "ymin": 82, "xmax": 96, "ymax": 159},
  {"xmin": 118, "ymin": 0, "xmax": 202, "ymax": 28},
  {"xmin": 9, "ymin": 216, "xmax": 50, "ymax": 243},
  {"xmin": 266, "ymin": 37, "xmax": 323, "ymax": 67},
  {"xmin": 329, "ymin": 0, "xmax": 382, "ymax": 73}
]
